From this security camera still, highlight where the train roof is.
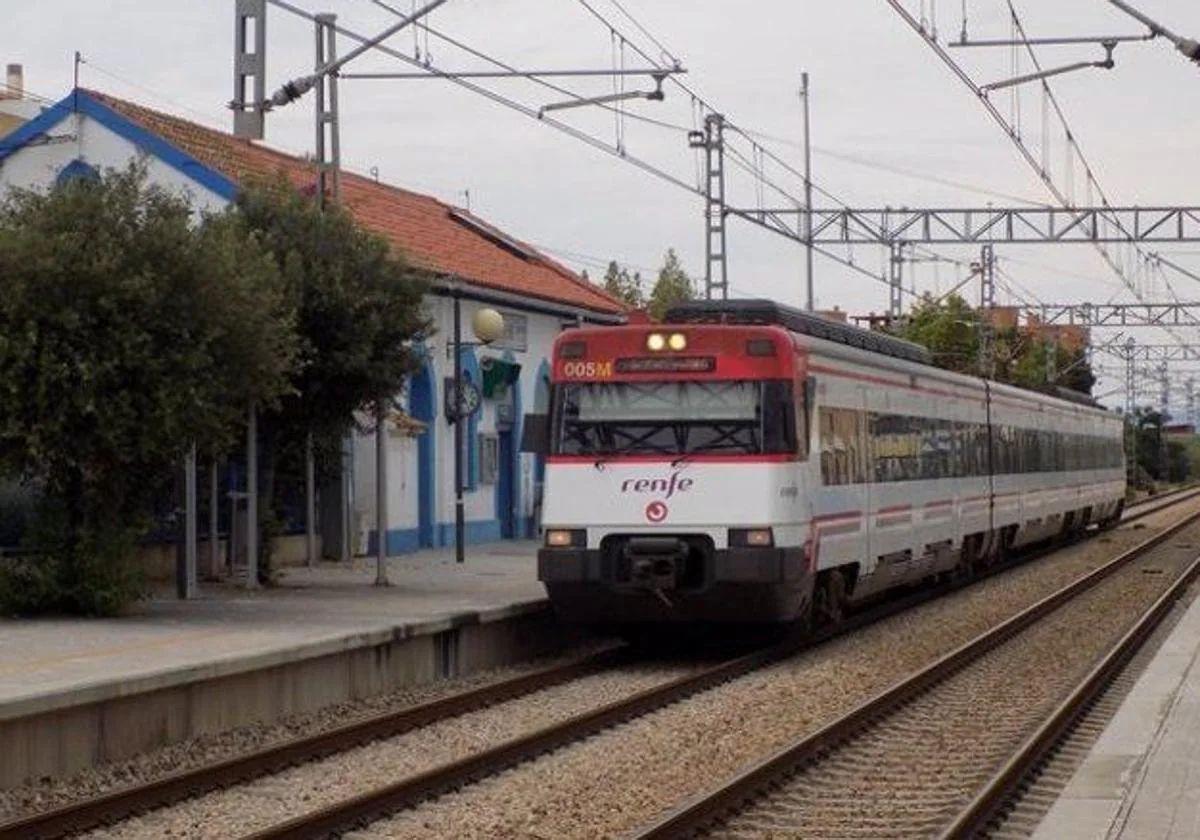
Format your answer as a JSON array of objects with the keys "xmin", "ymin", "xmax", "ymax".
[
  {"xmin": 664, "ymin": 299, "xmax": 933, "ymax": 365},
  {"xmin": 664, "ymin": 299, "xmax": 1111, "ymax": 418}
]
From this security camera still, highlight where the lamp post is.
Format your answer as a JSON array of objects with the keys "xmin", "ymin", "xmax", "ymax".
[{"xmin": 449, "ymin": 293, "xmax": 505, "ymax": 563}]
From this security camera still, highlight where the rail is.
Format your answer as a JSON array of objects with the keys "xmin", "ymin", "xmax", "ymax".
[
  {"xmin": 628, "ymin": 505, "xmax": 1200, "ymax": 839},
  {"xmin": 6, "ymin": 486, "xmax": 1197, "ymax": 840}
]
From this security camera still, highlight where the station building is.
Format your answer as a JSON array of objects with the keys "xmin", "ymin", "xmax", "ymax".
[{"xmin": 0, "ymin": 86, "xmax": 626, "ymax": 559}]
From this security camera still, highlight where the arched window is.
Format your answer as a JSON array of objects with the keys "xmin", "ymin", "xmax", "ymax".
[{"xmin": 54, "ymin": 159, "xmax": 100, "ymax": 188}]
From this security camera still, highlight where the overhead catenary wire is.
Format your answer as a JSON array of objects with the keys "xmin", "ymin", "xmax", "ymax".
[
  {"xmin": 883, "ymin": 0, "xmax": 1193, "ymax": 370},
  {"xmin": 275, "ymin": 0, "xmax": 909, "ymax": 299}
]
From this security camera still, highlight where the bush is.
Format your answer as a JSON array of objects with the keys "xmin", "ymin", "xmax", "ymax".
[
  {"xmin": 0, "ymin": 503, "xmax": 145, "ymax": 616},
  {"xmin": 0, "ymin": 166, "xmax": 296, "ymax": 615}
]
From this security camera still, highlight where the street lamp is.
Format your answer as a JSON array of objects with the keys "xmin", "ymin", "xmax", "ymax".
[{"xmin": 447, "ymin": 294, "xmax": 505, "ymax": 563}]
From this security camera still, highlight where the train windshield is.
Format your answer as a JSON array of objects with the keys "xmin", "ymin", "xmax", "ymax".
[{"xmin": 551, "ymin": 380, "xmax": 804, "ymax": 458}]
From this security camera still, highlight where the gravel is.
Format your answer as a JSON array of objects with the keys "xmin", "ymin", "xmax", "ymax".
[
  {"xmin": 717, "ymin": 527, "xmax": 1200, "ymax": 839},
  {"xmin": 0, "ymin": 641, "xmax": 615, "ymax": 823},
  {"xmin": 79, "ymin": 660, "xmax": 703, "ymax": 839},
  {"xmin": 354, "ymin": 502, "xmax": 1200, "ymax": 840},
  {"xmin": 11, "ymin": 499, "xmax": 1197, "ymax": 840}
]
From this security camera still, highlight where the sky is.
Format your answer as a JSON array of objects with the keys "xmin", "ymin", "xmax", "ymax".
[{"xmin": 5, "ymin": 0, "xmax": 1200, "ymax": 410}]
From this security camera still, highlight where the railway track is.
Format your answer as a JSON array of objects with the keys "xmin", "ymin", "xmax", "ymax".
[
  {"xmin": 4, "ymin": 493, "xmax": 1195, "ymax": 840},
  {"xmin": 629, "ymin": 507, "xmax": 1200, "ymax": 839},
  {"xmin": 1123, "ymin": 483, "xmax": 1200, "ymax": 522}
]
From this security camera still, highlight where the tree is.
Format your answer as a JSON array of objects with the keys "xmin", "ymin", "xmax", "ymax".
[
  {"xmin": 895, "ymin": 293, "xmax": 980, "ymax": 375},
  {"xmin": 894, "ymin": 294, "xmax": 1096, "ymax": 396},
  {"xmin": 602, "ymin": 260, "xmax": 645, "ymax": 309},
  {"xmin": 235, "ymin": 180, "xmax": 431, "ymax": 567},
  {"xmin": 647, "ymin": 249, "xmax": 695, "ymax": 320},
  {"xmin": 0, "ymin": 167, "xmax": 297, "ymax": 614}
]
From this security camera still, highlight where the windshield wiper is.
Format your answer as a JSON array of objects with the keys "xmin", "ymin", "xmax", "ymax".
[
  {"xmin": 594, "ymin": 448, "xmax": 636, "ymax": 470},
  {"xmin": 670, "ymin": 451, "xmax": 694, "ymax": 468}
]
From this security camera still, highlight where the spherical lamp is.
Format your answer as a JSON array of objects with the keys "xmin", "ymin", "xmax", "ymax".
[{"xmin": 472, "ymin": 307, "xmax": 506, "ymax": 344}]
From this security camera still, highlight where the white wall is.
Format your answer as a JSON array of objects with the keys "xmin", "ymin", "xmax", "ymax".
[
  {"xmin": 352, "ymin": 293, "xmax": 576, "ymax": 551},
  {"xmin": 0, "ymin": 110, "xmax": 229, "ymax": 214}
]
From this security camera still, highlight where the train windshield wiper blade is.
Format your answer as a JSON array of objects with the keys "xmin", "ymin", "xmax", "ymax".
[
  {"xmin": 594, "ymin": 448, "xmax": 636, "ymax": 469},
  {"xmin": 671, "ymin": 451, "xmax": 695, "ymax": 468}
]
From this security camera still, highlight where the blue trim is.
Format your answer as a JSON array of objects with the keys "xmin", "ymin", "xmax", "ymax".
[
  {"xmin": 54, "ymin": 158, "xmax": 99, "ymax": 186},
  {"xmin": 437, "ymin": 518, "xmax": 503, "ymax": 547},
  {"xmin": 409, "ymin": 356, "xmax": 437, "ymax": 548},
  {"xmin": 533, "ymin": 358, "xmax": 552, "ymax": 412},
  {"xmin": 532, "ymin": 358, "xmax": 551, "ymax": 536},
  {"xmin": 457, "ymin": 346, "xmax": 481, "ymax": 491},
  {"xmin": 0, "ymin": 96, "xmax": 73, "ymax": 163},
  {"xmin": 0, "ymin": 90, "xmax": 238, "ymax": 202},
  {"xmin": 367, "ymin": 526, "xmax": 422, "ymax": 556}
]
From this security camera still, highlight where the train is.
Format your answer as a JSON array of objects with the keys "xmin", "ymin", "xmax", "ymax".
[{"xmin": 535, "ymin": 299, "xmax": 1126, "ymax": 628}]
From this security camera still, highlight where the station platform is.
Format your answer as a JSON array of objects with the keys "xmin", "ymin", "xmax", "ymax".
[
  {"xmin": 0, "ymin": 541, "xmax": 561, "ymax": 786},
  {"xmin": 1034, "ymin": 582, "xmax": 1200, "ymax": 839}
]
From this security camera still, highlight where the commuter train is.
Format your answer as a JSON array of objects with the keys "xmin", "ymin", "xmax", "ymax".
[{"xmin": 536, "ymin": 299, "xmax": 1126, "ymax": 627}]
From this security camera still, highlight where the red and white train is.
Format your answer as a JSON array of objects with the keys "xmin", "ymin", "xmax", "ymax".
[{"xmin": 537, "ymin": 300, "xmax": 1126, "ymax": 627}]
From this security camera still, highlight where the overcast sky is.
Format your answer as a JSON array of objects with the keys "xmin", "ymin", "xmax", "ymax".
[{"xmin": 6, "ymin": 0, "xmax": 1200, "ymax": 409}]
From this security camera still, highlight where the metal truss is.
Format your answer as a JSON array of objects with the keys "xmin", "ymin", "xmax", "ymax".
[
  {"xmin": 1100, "ymin": 343, "xmax": 1200, "ymax": 363},
  {"xmin": 1033, "ymin": 302, "xmax": 1200, "ymax": 327},
  {"xmin": 742, "ymin": 206, "xmax": 1200, "ymax": 245}
]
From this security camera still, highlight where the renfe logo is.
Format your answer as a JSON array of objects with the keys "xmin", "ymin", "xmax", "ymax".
[
  {"xmin": 645, "ymin": 501, "xmax": 669, "ymax": 523},
  {"xmin": 621, "ymin": 471, "xmax": 695, "ymax": 499}
]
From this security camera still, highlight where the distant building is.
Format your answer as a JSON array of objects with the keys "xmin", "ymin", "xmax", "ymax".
[
  {"xmin": 817, "ymin": 306, "xmax": 848, "ymax": 324},
  {"xmin": 1025, "ymin": 313, "xmax": 1090, "ymax": 353},
  {"xmin": 0, "ymin": 65, "xmax": 43, "ymax": 137},
  {"xmin": 0, "ymin": 87, "xmax": 627, "ymax": 558},
  {"xmin": 982, "ymin": 306, "xmax": 1019, "ymax": 331},
  {"xmin": 850, "ymin": 311, "xmax": 899, "ymax": 332},
  {"xmin": 1165, "ymin": 423, "xmax": 1196, "ymax": 438}
]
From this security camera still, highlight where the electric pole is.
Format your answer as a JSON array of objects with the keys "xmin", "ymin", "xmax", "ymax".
[
  {"xmin": 800, "ymin": 72, "xmax": 814, "ymax": 311},
  {"xmin": 689, "ymin": 113, "xmax": 728, "ymax": 301}
]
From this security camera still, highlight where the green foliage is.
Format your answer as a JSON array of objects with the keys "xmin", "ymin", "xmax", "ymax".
[
  {"xmin": 236, "ymin": 180, "xmax": 430, "ymax": 446},
  {"xmin": 602, "ymin": 260, "xmax": 645, "ymax": 309},
  {"xmin": 898, "ymin": 294, "xmax": 980, "ymax": 375},
  {"xmin": 0, "ymin": 166, "xmax": 297, "ymax": 614},
  {"xmin": 894, "ymin": 293, "xmax": 1095, "ymax": 396},
  {"xmin": 1126, "ymin": 407, "xmax": 1193, "ymax": 486},
  {"xmin": 235, "ymin": 181, "xmax": 431, "ymax": 572},
  {"xmin": 647, "ymin": 249, "xmax": 695, "ymax": 321},
  {"xmin": 0, "ymin": 498, "xmax": 145, "ymax": 616}
]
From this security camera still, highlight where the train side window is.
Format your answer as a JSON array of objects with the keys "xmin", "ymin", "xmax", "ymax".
[
  {"xmin": 820, "ymin": 407, "xmax": 867, "ymax": 485},
  {"xmin": 819, "ymin": 408, "xmax": 842, "ymax": 485}
]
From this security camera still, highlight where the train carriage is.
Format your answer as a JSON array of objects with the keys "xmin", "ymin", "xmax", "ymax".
[{"xmin": 535, "ymin": 299, "xmax": 1126, "ymax": 627}]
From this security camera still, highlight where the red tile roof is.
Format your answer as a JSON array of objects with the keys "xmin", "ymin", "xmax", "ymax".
[{"xmin": 86, "ymin": 90, "xmax": 625, "ymax": 317}]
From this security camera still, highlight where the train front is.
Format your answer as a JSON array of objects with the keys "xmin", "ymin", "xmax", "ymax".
[{"xmin": 537, "ymin": 322, "xmax": 814, "ymax": 626}]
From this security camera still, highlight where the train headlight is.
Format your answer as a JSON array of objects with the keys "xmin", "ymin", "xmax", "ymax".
[
  {"xmin": 667, "ymin": 332, "xmax": 688, "ymax": 351},
  {"xmin": 545, "ymin": 529, "xmax": 586, "ymax": 548},
  {"xmin": 646, "ymin": 333, "xmax": 666, "ymax": 352},
  {"xmin": 729, "ymin": 528, "xmax": 774, "ymax": 548}
]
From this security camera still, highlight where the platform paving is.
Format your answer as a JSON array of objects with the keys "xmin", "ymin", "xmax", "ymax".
[
  {"xmin": 0, "ymin": 540, "xmax": 545, "ymax": 720},
  {"xmin": 1033, "ymin": 583, "xmax": 1200, "ymax": 839}
]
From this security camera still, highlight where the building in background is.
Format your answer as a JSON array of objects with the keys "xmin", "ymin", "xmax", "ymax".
[
  {"xmin": 0, "ymin": 88, "xmax": 626, "ymax": 559},
  {"xmin": 0, "ymin": 65, "xmax": 44, "ymax": 137}
]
